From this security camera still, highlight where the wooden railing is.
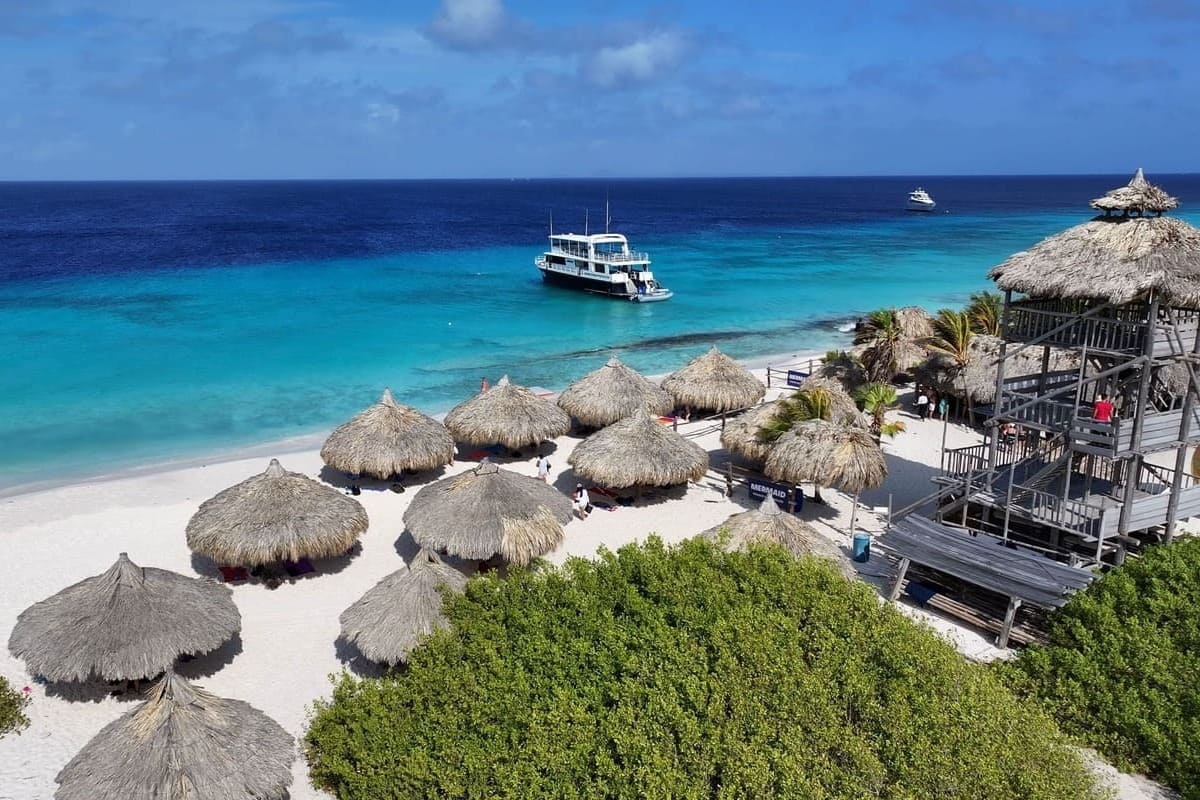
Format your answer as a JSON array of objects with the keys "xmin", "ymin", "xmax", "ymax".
[
  {"xmin": 1006, "ymin": 300, "xmax": 1149, "ymax": 353},
  {"xmin": 765, "ymin": 359, "xmax": 820, "ymax": 390}
]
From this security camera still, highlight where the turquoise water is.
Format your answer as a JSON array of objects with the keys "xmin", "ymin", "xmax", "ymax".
[{"xmin": 3, "ymin": 178, "xmax": 1197, "ymax": 491}]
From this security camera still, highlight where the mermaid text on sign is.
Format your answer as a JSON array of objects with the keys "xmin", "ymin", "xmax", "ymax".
[{"xmin": 747, "ymin": 478, "xmax": 803, "ymax": 512}]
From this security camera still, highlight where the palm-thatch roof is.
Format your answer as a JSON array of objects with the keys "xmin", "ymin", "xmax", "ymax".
[
  {"xmin": 917, "ymin": 334, "xmax": 1080, "ymax": 404},
  {"xmin": 186, "ymin": 459, "xmax": 368, "ymax": 567},
  {"xmin": 444, "ymin": 375, "xmax": 570, "ymax": 448},
  {"xmin": 895, "ymin": 305, "xmax": 935, "ymax": 341},
  {"xmin": 568, "ymin": 412, "xmax": 709, "ymax": 489},
  {"xmin": 55, "ymin": 671, "xmax": 293, "ymax": 800},
  {"xmin": 661, "ymin": 346, "xmax": 765, "ymax": 413},
  {"xmin": 321, "ymin": 388, "xmax": 454, "ymax": 478},
  {"xmin": 720, "ymin": 400, "xmax": 783, "ymax": 465},
  {"xmin": 556, "ymin": 356, "xmax": 673, "ymax": 427},
  {"xmin": 701, "ymin": 496, "xmax": 856, "ymax": 578},
  {"xmin": 812, "ymin": 353, "xmax": 868, "ymax": 393},
  {"xmin": 1090, "ymin": 168, "xmax": 1179, "ymax": 215},
  {"xmin": 989, "ymin": 171, "xmax": 1200, "ymax": 307},
  {"xmin": 404, "ymin": 460, "xmax": 572, "ymax": 565},
  {"xmin": 8, "ymin": 553, "xmax": 239, "ymax": 683},
  {"xmin": 765, "ymin": 420, "xmax": 887, "ymax": 492},
  {"xmin": 339, "ymin": 548, "xmax": 467, "ymax": 665}
]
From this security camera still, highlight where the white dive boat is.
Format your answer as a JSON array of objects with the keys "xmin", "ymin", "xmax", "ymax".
[
  {"xmin": 535, "ymin": 230, "xmax": 672, "ymax": 302},
  {"xmin": 906, "ymin": 187, "xmax": 936, "ymax": 212}
]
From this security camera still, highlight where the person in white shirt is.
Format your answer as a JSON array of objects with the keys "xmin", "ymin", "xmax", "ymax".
[{"xmin": 536, "ymin": 454, "xmax": 551, "ymax": 482}]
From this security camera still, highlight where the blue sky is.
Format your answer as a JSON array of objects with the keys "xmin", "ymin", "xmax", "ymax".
[{"xmin": 2, "ymin": 0, "xmax": 1197, "ymax": 179}]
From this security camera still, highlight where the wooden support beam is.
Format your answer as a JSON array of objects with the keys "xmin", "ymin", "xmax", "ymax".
[
  {"xmin": 887, "ymin": 557, "xmax": 911, "ymax": 602},
  {"xmin": 998, "ymin": 596, "xmax": 1023, "ymax": 649}
]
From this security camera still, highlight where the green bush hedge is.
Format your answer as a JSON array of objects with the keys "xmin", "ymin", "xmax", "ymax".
[
  {"xmin": 307, "ymin": 537, "xmax": 1099, "ymax": 799},
  {"xmin": 1005, "ymin": 538, "xmax": 1200, "ymax": 798},
  {"xmin": 0, "ymin": 676, "xmax": 30, "ymax": 739}
]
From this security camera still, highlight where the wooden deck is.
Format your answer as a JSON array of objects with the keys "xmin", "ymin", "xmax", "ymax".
[
  {"xmin": 879, "ymin": 515, "xmax": 1096, "ymax": 647},
  {"xmin": 1005, "ymin": 299, "xmax": 1200, "ymax": 358}
]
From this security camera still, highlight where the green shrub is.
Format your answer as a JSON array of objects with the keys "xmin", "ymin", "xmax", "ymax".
[
  {"xmin": 1004, "ymin": 538, "xmax": 1200, "ymax": 798},
  {"xmin": 0, "ymin": 676, "xmax": 30, "ymax": 739},
  {"xmin": 307, "ymin": 537, "xmax": 1099, "ymax": 799}
]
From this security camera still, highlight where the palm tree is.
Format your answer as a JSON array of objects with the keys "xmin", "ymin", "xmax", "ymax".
[
  {"xmin": 965, "ymin": 291, "xmax": 1003, "ymax": 337},
  {"xmin": 758, "ymin": 387, "xmax": 833, "ymax": 442},
  {"xmin": 853, "ymin": 308, "xmax": 903, "ymax": 383},
  {"xmin": 927, "ymin": 308, "xmax": 976, "ymax": 422},
  {"xmin": 854, "ymin": 382, "xmax": 906, "ymax": 439}
]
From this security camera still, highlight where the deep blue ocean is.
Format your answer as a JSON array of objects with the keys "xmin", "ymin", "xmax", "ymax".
[{"xmin": 3, "ymin": 175, "xmax": 1199, "ymax": 491}]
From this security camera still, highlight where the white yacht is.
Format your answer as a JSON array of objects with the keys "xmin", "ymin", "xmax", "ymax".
[
  {"xmin": 907, "ymin": 187, "xmax": 936, "ymax": 212},
  {"xmin": 907, "ymin": 188, "xmax": 936, "ymax": 211},
  {"xmin": 535, "ymin": 231, "xmax": 672, "ymax": 302}
]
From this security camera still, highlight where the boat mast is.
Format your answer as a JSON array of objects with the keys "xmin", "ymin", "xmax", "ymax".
[
  {"xmin": 549, "ymin": 209, "xmax": 553, "ymax": 237},
  {"xmin": 605, "ymin": 193, "xmax": 610, "ymax": 234},
  {"xmin": 585, "ymin": 208, "xmax": 589, "ymax": 236}
]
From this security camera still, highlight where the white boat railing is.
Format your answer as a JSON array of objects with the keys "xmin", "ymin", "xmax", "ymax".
[{"xmin": 547, "ymin": 246, "xmax": 650, "ymax": 263}]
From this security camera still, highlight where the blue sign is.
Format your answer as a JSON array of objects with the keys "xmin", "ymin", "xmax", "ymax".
[
  {"xmin": 786, "ymin": 370, "xmax": 809, "ymax": 388},
  {"xmin": 747, "ymin": 478, "xmax": 803, "ymax": 513}
]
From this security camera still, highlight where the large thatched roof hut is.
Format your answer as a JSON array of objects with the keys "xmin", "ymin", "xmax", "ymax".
[
  {"xmin": 568, "ymin": 412, "xmax": 709, "ymax": 489},
  {"xmin": 54, "ymin": 671, "xmax": 294, "ymax": 800},
  {"xmin": 186, "ymin": 459, "xmax": 368, "ymax": 567},
  {"xmin": 989, "ymin": 170, "xmax": 1200, "ymax": 306},
  {"xmin": 720, "ymin": 400, "xmax": 783, "ymax": 466},
  {"xmin": 701, "ymin": 496, "xmax": 856, "ymax": 578},
  {"xmin": 444, "ymin": 375, "xmax": 570, "ymax": 449},
  {"xmin": 339, "ymin": 548, "xmax": 468, "ymax": 665},
  {"xmin": 557, "ymin": 356, "xmax": 673, "ymax": 427},
  {"xmin": 8, "ymin": 553, "xmax": 239, "ymax": 683},
  {"xmin": 321, "ymin": 388, "xmax": 454, "ymax": 479},
  {"xmin": 765, "ymin": 420, "xmax": 887, "ymax": 494},
  {"xmin": 918, "ymin": 334, "xmax": 1080, "ymax": 404},
  {"xmin": 404, "ymin": 461, "xmax": 572, "ymax": 565},
  {"xmin": 661, "ymin": 346, "xmax": 765, "ymax": 413}
]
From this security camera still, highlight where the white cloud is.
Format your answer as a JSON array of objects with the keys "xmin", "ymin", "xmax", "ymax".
[
  {"xmin": 583, "ymin": 31, "xmax": 687, "ymax": 89},
  {"xmin": 426, "ymin": 0, "xmax": 509, "ymax": 50}
]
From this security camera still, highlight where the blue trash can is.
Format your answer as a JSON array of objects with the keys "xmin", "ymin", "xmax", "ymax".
[{"xmin": 852, "ymin": 532, "xmax": 871, "ymax": 563}]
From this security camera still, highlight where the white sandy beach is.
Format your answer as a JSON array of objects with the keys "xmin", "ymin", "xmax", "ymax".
[{"xmin": 0, "ymin": 362, "xmax": 1175, "ymax": 800}]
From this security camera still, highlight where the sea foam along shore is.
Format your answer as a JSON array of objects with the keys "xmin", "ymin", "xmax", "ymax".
[{"xmin": 0, "ymin": 358, "xmax": 1170, "ymax": 800}]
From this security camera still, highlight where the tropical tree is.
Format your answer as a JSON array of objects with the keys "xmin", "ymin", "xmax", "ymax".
[
  {"xmin": 853, "ymin": 308, "xmax": 903, "ymax": 383},
  {"xmin": 757, "ymin": 386, "xmax": 833, "ymax": 443},
  {"xmin": 855, "ymin": 382, "xmax": 907, "ymax": 439},
  {"xmin": 965, "ymin": 291, "xmax": 1003, "ymax": 336},
  {"xmin": 0, "ymin": 677, "xmax": 29, "ymax": 740},
  {"xmin": 927, "ymin": 308, "xmax": 976, "ymax": 421}
]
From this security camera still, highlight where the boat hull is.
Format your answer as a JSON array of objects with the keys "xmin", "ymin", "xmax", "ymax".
[
  {"xmin": 538, "ymin": 266, "xmax": 671, "ymax": 301},
  {"xmin": 906, "ymin": 201, "xmax": 936, "ymax": 212}
]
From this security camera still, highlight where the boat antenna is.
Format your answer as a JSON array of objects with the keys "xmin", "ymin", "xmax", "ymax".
[
  {"xmin": 549, "ymin": 208, "xmax": 553, "ymax": 237},
  {"xmin": 585, "ymin": 208, "xmax": 589, "ymax": 236},
  {"xmin": 605, "ymin": 193, "xmax": 610, "ymax": 233}
]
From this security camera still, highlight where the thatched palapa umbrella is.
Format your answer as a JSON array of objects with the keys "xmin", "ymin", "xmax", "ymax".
[
  {"xmin": 702, "ymin": 496, "xmax": 856, "ymax": 579},
  {"xmin": 989, "ymin": 170, "xmax": 1200, "ymax": 306},
  {"xmin": 186, "ymin": 459, "xmax": 368, "ymax": 566},
  {"xmin": 661, "ymin": 346, "xmax": 765, "ymax": 413},
  {"xmin": 720, "ymin": 400, "xmax": 783, "ymax": 466},
  {"xmin": 557, "ymin": 356, "xmax": 673, "ymax": 427},
  {"xmin": 55, "ymin": 671, "xmax": 293, "ymax": 800},
  {"xmin": 568, "ymin": 412, "xmax": 709, "ymax": 489},
  {"xmin": 765, "ymin": 419, "xmax": 887, "ymax": 533},
  {"xmin": 404, "ymin": 460, "xmax": 572, "ymax": 565},
  {"xmin": 339, "ymin": 548, "xmax": 468, "ymax": 665},
  {"xmin": 444, "ymin": 375, "xmax": 570, "ymax": 449},
  {"xmin": 321, "ymin": 388, "xmax": 454, "ymax": 479},
  {"xmin": 813, "ymin": 352, "xmax": 868, "ymax": 393},
  {"xmin": 917, "ymin": 334, "xmax": 1079, "ymax": 404},
  {"xmin": 8, "ymin": 553, "xmax": 239, "ymax": 683}
]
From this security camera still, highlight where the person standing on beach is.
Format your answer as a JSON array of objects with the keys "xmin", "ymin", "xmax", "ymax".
[
  {"xmin": 572, "ymin": 483, "xmax": 590, "ymax": 520},
  {"xmin": 536, "ymin": 453, "xmax": 551, "ymax": 482},
  {"xmin": 915, "ymin": 388, "xmax": 928, "ymax": 418},
  {"xmin": 926, "ymin": 390, "xmax": 938, "ymax": 420},
  {"xmin": 938, "ymin": 396, "xmax": 949, "ymax": 421},
  {"xmin": 480, "ymin": 376, "xmax": 490, "ymax": 392}
]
